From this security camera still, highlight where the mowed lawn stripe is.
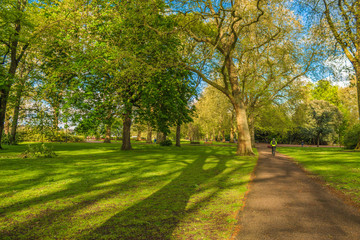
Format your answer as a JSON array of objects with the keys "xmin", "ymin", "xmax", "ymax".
[{"xmin": 0, "ymin": 143, "xmax": 257, "ymax": 240}]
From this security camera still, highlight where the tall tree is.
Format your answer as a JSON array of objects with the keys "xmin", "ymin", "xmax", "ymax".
[
  {"xmin": 173, "ymin": 0, "xmax": 314, "ymax": 155},
  {"xmin": 320, "ymin": 0, "xmax": 360, "ymax": 119},
  {"xmin": 0, "ymin": 0, "xmax": 31, "ymax": 148}
]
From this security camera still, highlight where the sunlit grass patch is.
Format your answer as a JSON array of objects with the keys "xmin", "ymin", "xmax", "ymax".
[
  {"xmin": 278, "ymin": 147, "xmax": 360, "ymax": 205},
  {"xmin": 0, "ymin": 143, "xmax": 256, "ymax": 239}
]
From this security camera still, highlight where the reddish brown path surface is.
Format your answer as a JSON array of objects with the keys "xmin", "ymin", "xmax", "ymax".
[{"xmin": 235, "ymin": 146, "xmax": 360, "ymax": 240}]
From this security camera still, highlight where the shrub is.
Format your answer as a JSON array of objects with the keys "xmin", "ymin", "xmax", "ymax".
[
  {"xmin": 343, "ymin": 123, "xmax": 360, "ymax": 149},
  {"xmin": 21, "ymin": 144, "xmax": 57, "ymax": 158},
  {"xmin": 160, "ymin": 139, "xmax": 172, "ymax": 146},
  {"xmin": 1, "ymin": 134, "xmax": 11, "ymax": 145}
]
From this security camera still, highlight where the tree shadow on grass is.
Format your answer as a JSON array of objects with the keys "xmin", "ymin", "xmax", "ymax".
[
  {"xmin": 0, "ymin": 146, "xmax": 251, "ymax": 239},
  {"xmin": 82, "ymin": 149, "xmax": 233, "ymax": 240}
]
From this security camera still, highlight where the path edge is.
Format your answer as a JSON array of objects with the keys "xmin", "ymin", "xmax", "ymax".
[
  {"xmin": 228, "ymin": 152, "xmax": 260, "ymax": 240},
  {"xmin": 278, "ymin": 152, "xmax": 360, "ymax": 212}
]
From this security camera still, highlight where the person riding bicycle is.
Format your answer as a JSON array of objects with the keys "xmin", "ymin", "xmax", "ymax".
[{"xmin": 270, "ymin": 138, "xmax": 277, "ymax": 156}]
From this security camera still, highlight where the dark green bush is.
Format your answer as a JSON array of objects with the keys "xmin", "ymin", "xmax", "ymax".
[
  {"xmin": 343, "ymin": 123, "xmax": 360, "ymax": 149},
  {"xmin": 160, "ymin": 139, "xmax": 172, "ymax": 146}
]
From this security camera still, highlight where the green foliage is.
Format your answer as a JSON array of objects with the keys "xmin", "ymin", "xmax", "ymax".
[
  {"xmin": 0, "ymin": 134, "xmax": 11, "ymax": 145},
  {"xmin": 21, "ymin": 143, "xmax": 57, "ymax": 158},
  {"xmin": 312, "ymin": 80, "xmax": 340, "ymax": 106},
  {"xmin": 159, "ymin": 139, "xmax": 172, "ymax": 146},
  {"xmin": 307, "ymin": 100, "xmax": 342, "ymax": 141},
  {"xmin": 343, "ymin": 124, "xmax": 360, "ymax": 149}
]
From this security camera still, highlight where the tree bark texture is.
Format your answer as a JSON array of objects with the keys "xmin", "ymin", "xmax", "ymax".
[
  {"xmin": 10, "ymin": 84, "xmax": 24, "ymax": 144},
  {"xmin": 4, "ymin": 111, "xmax": 10, "ymax": 135},
  {"xmin": 176, "ymin": 124, "xmax": 181, "ymax": 147},
  {"xmin": 146, "ymin": 125, "xmax": 152, "ymax": 143},
  {"xmin": 234, "ymin": 103, "xmax": 254, "ymax": 155},
  {"xmin": 121, "ymin": 111, "xmax": 132, "ymax": 150},
  {"xmin": 230, "ymin": 128, "xmax": 234, "ymax": 143},
  {"xmin": 0, "ymin": 86, "xmax": 11, "ymax": 149}
]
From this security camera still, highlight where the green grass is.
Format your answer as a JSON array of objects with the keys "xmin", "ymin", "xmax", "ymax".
[
  {"xmin": 0, "ymin": 143, "xmax": 257, "ymax": 240},
  {"xmin": 278, "ymin": 147, "xmax": 360, "ymax": 205}
]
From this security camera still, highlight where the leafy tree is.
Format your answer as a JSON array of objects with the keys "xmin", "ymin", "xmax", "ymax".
[
  {"xmin": 312, "ymin": 79, "xmax": 340, "ymax": 105},
  {"xmin": 307, "ymin": 100, "xmax": 343, "ymax": 147},
  {"xmin": 0, "ymin": 0, "xmax": 32, "ymax": 148},
  {"xmin": 173, "ymin": 0, "xmax": 315, "ymax": 155}
]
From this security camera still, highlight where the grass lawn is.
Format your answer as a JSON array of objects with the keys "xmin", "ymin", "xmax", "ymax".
[
  {"xmin": 278, "ymin": 147, "xmax": 360, "ymax": 206},
  {"xmin": 0, "ymin": 143, "xmax": 257, "ymax": 240}
]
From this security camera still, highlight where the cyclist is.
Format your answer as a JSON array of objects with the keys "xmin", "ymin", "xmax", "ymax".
[{"xmin": 270, "ymin": 138, "xmax": 277, "ymax": 156}]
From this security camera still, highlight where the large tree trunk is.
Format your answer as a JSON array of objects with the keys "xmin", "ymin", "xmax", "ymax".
[
  {"xmin": 10, "ymin": 84, "xmax": 24, "ymax": 144},
  {"xmin": 136, "ymin": 129, "xmax": 142, "ymax": 141},
  {"xmin": 355, "ymin": 66, "xmax": 360, "ymax": 149},
  {"xmin": 222, "ymin": 130, "xmax": 225, "ymax": 142},
  {"xmin": 4, "ymin": 112, "xmax": 10, "ymax": 135},
  {"xmin": 176, "ymin": 124, "xmax": 181, "ymax": 147},
  {"xmin": 0, "ymin": 88, "xmax": 10, "ymax": 149},
  {"xmin": 234, "ymin": 102, "xmax": 254, "ymax": 155},
  {"xmin": 146, "ymin": 125, "xmax": 152, "ymax": 143},
  {"xmin": 104, "ymin": 124, "xmax": 112, "ymax": 143},
  {"xmin": 230, "ymin": 129, "xmax": 234, "ymax": 143},
  {"xmin": 0, "ymin": 16, "xmax": 24, "ymax": 149},
  {"xmin": 121, "ymin": 110, "xmax": 132, "ymax": 150},
  {"xmin": 248, "ymin": 115, "xmax": 256, "ymax": 148}
]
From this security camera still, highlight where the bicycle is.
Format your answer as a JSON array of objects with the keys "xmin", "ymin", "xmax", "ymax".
[{"xmin": 272, "ymin": 146, "xmax": 276, "ymax": 156}]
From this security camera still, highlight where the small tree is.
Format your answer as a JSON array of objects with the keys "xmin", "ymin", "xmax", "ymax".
[{"xmin": 307, "ymin": 100, "xmax": 343, "ymax": 147}]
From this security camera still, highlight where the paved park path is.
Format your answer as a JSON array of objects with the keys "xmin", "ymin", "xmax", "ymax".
[{"xmin": 235, "ymin": 146, "xmax": 360, "ymax": 240}]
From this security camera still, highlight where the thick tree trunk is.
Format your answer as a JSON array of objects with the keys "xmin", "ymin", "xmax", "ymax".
[
  {"xmin": 217, "ymin": 130, "xmax": 221, "ymax": 142},
  {"xmin": 0, "ymin": 87, "xmax": 11, "ymax": 149},
  {"xmin": 222, "ymin": 130, "xmax": 225, "ymax": 142},
  {"xmin": 234, "ymin": 103, "xmax": 254, "ymax": 155},
  {"xmin": 230, "ymin": 129, "xmax": 234, "ymax": 143},
  {"xmin": 121, "ymin": 110, "xmax": 132, "ymax": 150},
  {"xmin": 4, "ymin": 112, "xmax": 10, "ymax": 135},
  {"xmin": 176, "ymin": 124, "xmax": 181, "ymax": 147},
  {"xmin": 146, "ymin": 125, "xmax": 152, "ymax": 143},
  {"xmin": 10, "ymin": 85, "xmax": 24, "ymax": 144},
  {"xmin": 230, "ymin": 113, "xmax": 235, "ymax": 143},
  {"xmin": 355, "ymin": 66, "xmax": 360, "ymax": 149},
  {"xmin": 104, "ymin": 124, "xmax": 112, "ymax": 143},
  {"xmin": 136, "ymin": 129, "xmax": 142, "ymax": 141},
  {"xmin": 248, "ymin": 115, "xmax": 255, "ymax": 148},
  {"xmin": 0, "ymin": 18, "xmax": 23, "ymax": 149}
]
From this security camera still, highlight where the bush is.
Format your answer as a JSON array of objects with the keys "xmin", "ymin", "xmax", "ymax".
[
  {"xmin": 1, "ymin": 134, "xmax": 11, "ymax": 145},
  {"xmin": 160, "ymin": 139, "xmax": 172, "ymax": 146},
  {"xmin": 21, "ymin": 144, "xmax": 57, "ymax": 158},
  {"xmin": 343, "ymin": 124, "xmax": 360, "ymax": 149}
]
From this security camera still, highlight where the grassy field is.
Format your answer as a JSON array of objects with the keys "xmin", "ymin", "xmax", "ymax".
[
  {"xmin": 278, "ymin": 147, "xmax": 360, "ymax": 205},
  {"xmin": 0, "ymin": 143, "xmax": 256, "ymax": 240}
]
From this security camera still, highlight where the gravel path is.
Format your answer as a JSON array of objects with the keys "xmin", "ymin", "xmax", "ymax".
[{"xmin": 235, "ymin": 146, "xmax": 360, "ymax": 240}]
